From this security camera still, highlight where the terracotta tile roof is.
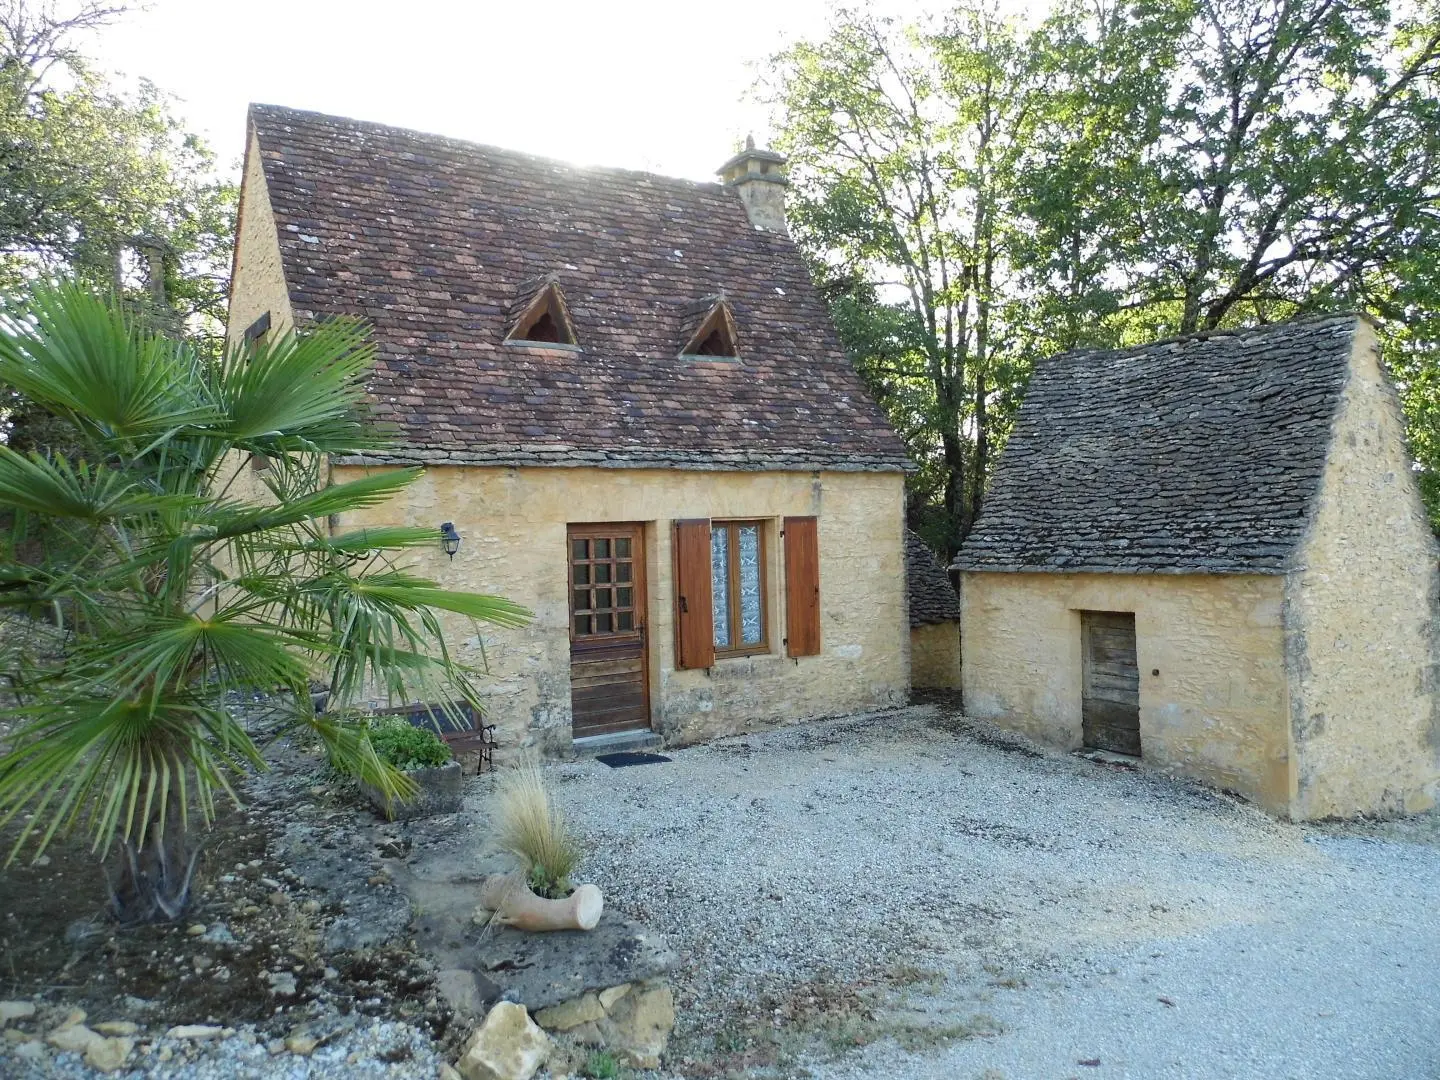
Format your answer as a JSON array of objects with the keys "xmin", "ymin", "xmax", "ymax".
[
  {"xmin": 954, "ymin": 315, "xmax": 1360, "ymax": 575},
  {"xmin": 248, "ymin": 105, "xmax": 910, "ymax": 472},
  {"xmin": 906, "ymin": 532, "xmax": 959, "ymax": 626}
]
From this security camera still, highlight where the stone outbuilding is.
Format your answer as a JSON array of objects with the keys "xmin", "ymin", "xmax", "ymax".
[
  {"xmin": 955, "ymin": 315, "xmax": 1440, "ymax": 819},
  {"xmin": 906, "ymin": 532, "xmax": 961, "ymax": 690},
  {"xmin": 227, "ymin": 106, "xmax": 913, "ymax": 755}
]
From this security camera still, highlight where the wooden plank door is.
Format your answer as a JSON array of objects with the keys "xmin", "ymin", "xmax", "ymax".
[
  {"xmin": 1081, "ymin": 611, "xmax": 1141, "ymax": 756},
  {"xmin": 568, "ymin": 524, "xmax": 650, "ymax": 739}
]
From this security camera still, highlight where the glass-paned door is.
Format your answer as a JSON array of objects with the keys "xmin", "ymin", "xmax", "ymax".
[{"xmin": 568, "ymin": 524, "xmax": 650, "ymax": 738}]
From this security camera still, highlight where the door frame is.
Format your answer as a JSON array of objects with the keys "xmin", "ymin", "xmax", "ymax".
[
  {"xmin": 1080, "ymin": 609, "xmax": 1141, "ymax": 756},
  {"xmin": 567, "ymin": 522, "xmax": 651, "ymax": 738}
]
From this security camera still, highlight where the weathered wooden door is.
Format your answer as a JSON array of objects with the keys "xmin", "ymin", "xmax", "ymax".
[
  {"xmin": 568, "ymin": 524, "xmax": 649, "ymax": 739},
  {"xmin": 1081, "ymin": 611, "xmax": 1141, "ymax": 756}
]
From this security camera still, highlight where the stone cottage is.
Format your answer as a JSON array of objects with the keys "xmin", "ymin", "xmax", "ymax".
[
  {"xmin": 955, "ymin": 316, "xmax": 1440, "ymax": 819},
  {"xmin": 906, "ymin": 532, "xmax": 961, "ymax": 690},
  {"xmin": 227, "ymin": 105, "xmax": 913, "ymax": 754}
]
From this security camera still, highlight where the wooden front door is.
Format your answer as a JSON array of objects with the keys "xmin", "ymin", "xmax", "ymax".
[
  {"xmin": 568, "ymin": 524, "xmax": 650, "ymax": 739},
  {"xmin": 1081, "ymin": 611, "xmax": 1141, "ymax": 756}
]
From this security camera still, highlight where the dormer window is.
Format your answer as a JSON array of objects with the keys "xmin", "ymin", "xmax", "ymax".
[
  {"xmin": 680, "ymin": 297, "xmax": 739, "ymax": 361},
  {"xmin": 505, "ymin": 276, "xmax": 579, "ymax": 348}
]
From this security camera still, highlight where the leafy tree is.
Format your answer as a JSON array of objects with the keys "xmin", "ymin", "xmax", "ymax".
[
  {"xmin": 764, "ymin": 5, "xmax": 1039, "ymax": 555},
  {"xmin": 1021, "ymin": 0, "xmax": 1440, "ymax": 521},
  {"xmin": 1024, "ymin": 0, "xmax": 1440, "ymax": 334},
  {"xmin": 0, "ymin": 1, "xmax": 235, "ymax": 450},
  {"xmin": 772, "ymin": 0, "xmax": 1440, "ymax": 536},
  {"xmin": 0, "ymin": 286, "xmax": 530, "ymax": 923}
]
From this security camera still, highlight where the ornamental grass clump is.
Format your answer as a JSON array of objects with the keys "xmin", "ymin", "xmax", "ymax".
[{"xmin": 493, "ymin": 758, "xmax": 580, "ymax": 899}]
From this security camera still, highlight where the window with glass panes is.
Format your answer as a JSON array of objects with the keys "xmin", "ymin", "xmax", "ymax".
[
  {"xmin": 710, "ymin": 520, "xmax": 767, "ymax": 654},
  {"xmin": 570, "ymin": 534, "xmax": 638, "ymax": 637}
]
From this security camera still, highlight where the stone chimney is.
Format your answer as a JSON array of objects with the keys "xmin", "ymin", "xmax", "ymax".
[{"xmin": 717, "ymin": 136, "xmax": 789, "ymax": 235}]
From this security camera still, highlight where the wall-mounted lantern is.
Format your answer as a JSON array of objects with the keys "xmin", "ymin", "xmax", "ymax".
[{"xmin": 440, "ymin": 521, "xmax": 462, "ymax": 560}]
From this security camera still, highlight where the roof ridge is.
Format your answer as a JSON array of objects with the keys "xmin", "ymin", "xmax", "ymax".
[
  {"xmin": 248, "ymin": 102, "xmax": 729, "ymax": 194},
  {"xmin": 1045, "ymin": 311, "xmax": 1364, "ymax": 368}
]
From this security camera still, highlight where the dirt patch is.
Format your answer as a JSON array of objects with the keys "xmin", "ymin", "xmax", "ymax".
[
  {"xmin": 0, "ymin": 741, "xmax": 452, "ymax": 1042},
  {"xmin": 668, "ymin": 968, "xmax": 1001, "ymax": 1079},
  {"xmin": 925, "ymin": 712, "xmax": 1044, "ymax": 759}
]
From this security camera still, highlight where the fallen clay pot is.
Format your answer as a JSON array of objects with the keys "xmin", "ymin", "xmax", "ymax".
[{"xmin": 479, "ymin": 873, "xmax": 603, "ymax": 932}]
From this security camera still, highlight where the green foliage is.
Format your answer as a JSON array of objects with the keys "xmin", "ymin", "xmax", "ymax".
[
  {"xmin": 767, "ymin": 0, "xmax": 1440, "ymax": 536},
  {"xmin": 0, "ymin": 284, "xmax": 531, "ymax": 919},
  {"xmin": 764, "ymin": 6, "xmax": 1054, "ymax": 555},
  {"xmin": 368, "ymin": 717, "xmax": 451, "ymax": 772},
  {"xmin": 582, "ymin": 1050, "xmax": 623, "ymax": 1079},
  {"xmin": 0, "ymin": 2, "xmax": 236, "ymax": 451},
  {"xmin": 492, "ymin": 759, "xmax": 580, "ymax": 900}
]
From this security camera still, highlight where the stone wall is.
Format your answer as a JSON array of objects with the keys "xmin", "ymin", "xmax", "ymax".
[
  {"xmin": 228, "ymin": 129, "xmax": 295, "ymax": 348},
  {"xmin": 909, "ymin": 622, "xmax": 961, "ymax": 690},
  {"xmin": 332, "ymin": 464, "xmax": 908, "ymax": 752},
  {"xmin": 1283, "ymin": 321, "xmax": 1440, "ymax": 818},
  {"xmin": 959, "ymin": 571, "xmax": 1294, "ymax": 813}
]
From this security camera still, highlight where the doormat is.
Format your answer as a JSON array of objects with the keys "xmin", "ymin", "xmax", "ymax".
[{"xmin": 595, "ymin": 751, "xmax": 672, "ymax": 768}]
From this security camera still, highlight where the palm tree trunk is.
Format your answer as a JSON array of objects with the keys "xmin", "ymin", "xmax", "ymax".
[{"xmin": 105, "ymin": 804, "xmax": 200, "ymax": 924}]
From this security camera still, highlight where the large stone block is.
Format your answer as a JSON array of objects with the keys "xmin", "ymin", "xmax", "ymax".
[
  {"xmin": 533, "ymin": 980, "xmax": 676, "ymax": 1071},
  {"xmin": 361, "ymin": 761, "xmax": 463, "ymax": 821},
  {"xmin": 475, "ymin": 915, "xmax": 677, "ymax": 1012},
  {"xmin": 456, "ymin": 1001, "xmax": 550, "ymax": 1080}
]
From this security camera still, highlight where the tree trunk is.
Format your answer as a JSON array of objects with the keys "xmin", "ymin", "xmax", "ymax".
[
  {"xmin": 940, "ymin": 427, "xmax": 968, "ymax": 561},
  {"xmin": 105, "ymin": 806, "xmax": 200, "ymax": 925},
  {"xmin": 970, "ymin": 366, "xmax": 988, "ymax": 530}
]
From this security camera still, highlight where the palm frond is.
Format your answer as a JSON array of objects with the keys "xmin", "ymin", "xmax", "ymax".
[
  {"xmin": 212, "ymin": 318, "xmax": 389, "ymax": 453},
  {"xmin": 0, "ymin": 696, "xmax": 263, "ymax": 859},
  {"xmin": 0, "ymin": 448, "xmax": 196, "ymax": 521},
  {"xmin": 207, "ymin": 468, "xmax": 423, "ymax": 541},
  {"xmin": 0, "ymin": 284, "xmax": 216, "ymax": 450}
]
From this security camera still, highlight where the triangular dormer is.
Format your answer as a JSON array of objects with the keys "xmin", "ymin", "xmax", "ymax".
[
  {"xmin": 505, "ymin": 276, "xmax": 578, "ymax": 347},
  {"xmin": 680, "ymin": 297, "xmax": 739, "ymax": 360}
]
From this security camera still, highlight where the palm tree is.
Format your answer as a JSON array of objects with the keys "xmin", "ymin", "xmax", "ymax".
[{"xmin": 0, "ymin": 285, "xmax": 530, "ymax": 922}]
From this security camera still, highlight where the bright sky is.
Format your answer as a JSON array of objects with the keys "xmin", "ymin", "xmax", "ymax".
[{"xmin": 93, "ymin": 0, "xmax": 866, "ymax": 183}]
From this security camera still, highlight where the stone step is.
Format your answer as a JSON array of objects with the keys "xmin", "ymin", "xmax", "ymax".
[{"xmin": 570, "ymin": 729, "xmax": 663, "ymax": 758}]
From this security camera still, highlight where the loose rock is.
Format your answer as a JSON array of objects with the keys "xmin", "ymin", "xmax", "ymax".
[
  {"xmin": 597, "ymin": 984, "xmax": 630, "ymax": 1011},
  {"xmin": 534, "ymin": 993, "xmax": 604, "ymax": 1032},
  {"xmin": 165, "ymin": 1024, "xmax": 225, "ymax": 1040},
  {"xmin": 456, "ymin": 1001, "xmax": 550, "ymax": 1080},
  {"xmin": 83, "ymin": 1035, "xmax": 134, "ymax": 1073},
  {"xmin": 0, "ymin": 1001, "xmax": 35, "ymax": 1026},
  {"xmin": 46, "ymin": 1022, "xmax": 101, "ymax": 1053}
]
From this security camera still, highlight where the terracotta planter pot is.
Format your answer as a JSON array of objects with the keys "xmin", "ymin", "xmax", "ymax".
[{"xmin": 479, "ymin": 872, "xmax": 603, "ymax": 932}]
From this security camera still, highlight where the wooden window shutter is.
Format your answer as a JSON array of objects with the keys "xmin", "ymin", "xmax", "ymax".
[
  {"xmin": 783, "ymin": 516, "xmax": 821, "ymax": 657},
  {"xmin": 672, "ymin": 519, "xmax": 714, "ymax": 670}
]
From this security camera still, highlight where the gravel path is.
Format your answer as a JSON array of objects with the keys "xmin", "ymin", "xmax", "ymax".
[{"xmin": 548, "ymin": 703, "xmax": 1440, "ymax": 1079}]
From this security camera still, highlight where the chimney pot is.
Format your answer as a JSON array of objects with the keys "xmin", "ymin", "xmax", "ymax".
[{"xmin": 717, "ymin": 138, "xmax": 789, "ymax": 235}]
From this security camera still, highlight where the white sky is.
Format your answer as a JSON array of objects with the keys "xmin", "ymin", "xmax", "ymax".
[{"xmin": 93, "ymin": 0, "xmax": 869, "ymax": 183}]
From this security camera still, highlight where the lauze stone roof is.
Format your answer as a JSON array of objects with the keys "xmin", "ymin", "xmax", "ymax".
[
  {"xmin": 955, "ymin": 316, "xmax": 1361, "ymax": 574},
  {"xmin": 906, "ymin": 532, "xmax": 960, "ymax": 626},
  {"xmin": 247, "ymin": 105, "xmax": 909, "ymax": 472}
]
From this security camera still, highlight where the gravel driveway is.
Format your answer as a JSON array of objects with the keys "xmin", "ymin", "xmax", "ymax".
[{"xmin": 548, "ymin": 702, "xmax": 1440, "ymax": 1080}]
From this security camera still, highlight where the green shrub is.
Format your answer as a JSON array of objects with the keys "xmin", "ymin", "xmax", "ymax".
[
  {"xmin": 582, "ymin": 1050, "xmax": 622, "ymax": 1079},
  {"xmin": 369, "ymin": 717, "xmax": 452, "ymax": 771}
]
